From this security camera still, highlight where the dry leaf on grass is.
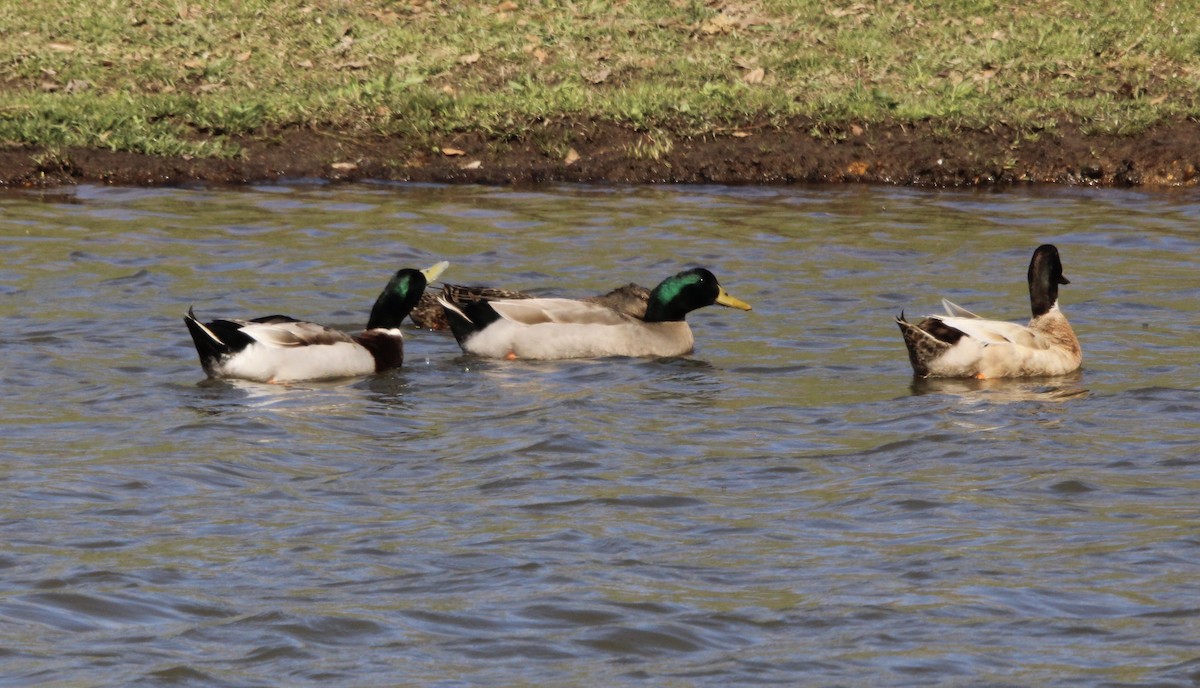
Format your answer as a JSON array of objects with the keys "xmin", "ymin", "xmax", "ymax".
[
  {"xmin": 440, "ymin": 147, "xmax": 466, "ymax": 156},
  {"xmin": 564, "ymin": 148, "xmax": 581, "ymax": 165},
  {"xmin": 700, "ymin": 14, "xmax": 737, "ymax": 35},
  {"xmin": 743, "ymin": 67, "xmax": 765, "ymax": 84},
  {"xmin": 827, "ymin": 4, "xmax": 870, "ymax": 18},
  {"xmin": 370, "ymin": 9, "xmax": 399, "ymax": 25},
  {"xmin": 583, "ymin": 67, "xmax": 610, "ymax": 84}
]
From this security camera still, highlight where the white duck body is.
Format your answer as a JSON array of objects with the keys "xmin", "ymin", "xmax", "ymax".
[
  {"xmin": 896, "ymin": 245, "xmax": 1082, "ymax": 379},
  {"xmin": 184, "ymin": 262, "xmax": 447, "ymax": 383},
  {"xmin": 185, "ymin": 316, "xmax": 393, "ymax": 382},
  {"xmin": 456, "ymin": 297, "xmax": 694, "ymax": 359},
  {"xmin": 437, "ymin": 267, "xmax": 750, "ymax": 361},
  {"xmin": 906, "ymin": 299, "xmax": 1081, "ymax": 378}
]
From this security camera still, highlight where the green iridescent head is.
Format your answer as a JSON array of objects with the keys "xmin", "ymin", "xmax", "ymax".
[{"xmin": 643, "ymin": 268, "xmax": 751, "ymax": 322}]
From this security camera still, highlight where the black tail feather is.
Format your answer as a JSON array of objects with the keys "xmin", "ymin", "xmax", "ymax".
[
  {"xmin": 184, "ymin": 309, "xmax": 256, "ymax": 376},
  {"xmin": 185, "ymin": 311, "xmax": 225, "ymax": 375},
  {"xmin": 442, "ymin": 298, "xmax": 502, "ymax": 347}
]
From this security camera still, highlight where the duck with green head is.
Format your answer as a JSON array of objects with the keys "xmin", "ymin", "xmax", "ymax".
[
  {"xmin": 437, "ymin": 267, "xmax": 752, "ymax": 360},
  {"xmin": 185, "ymin": 261, "xmax": 448, "ymax": 382}
]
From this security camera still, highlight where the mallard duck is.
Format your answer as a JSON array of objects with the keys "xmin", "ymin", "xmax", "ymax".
[
  {"xmin": 896, "ymin": 244, "xmax": 1081, "ymax": 379},
  {"xmin": 437, "ymin": 267, "xmax": 751, "ymax": 360},
  {"xmin": 410, "ymin": 282, "xmax": 651, "ymax": 330},
  {"xmin": 184, "ymin": 261, "xmax": 448, "ymax": 382}
]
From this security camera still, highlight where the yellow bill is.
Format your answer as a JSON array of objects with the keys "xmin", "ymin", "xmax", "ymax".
[
  {"xmin": 421, "ymin": 260, "xmax": 450, "ymax": 283},
  {"xmin": 716, "ymin": 286, "xmax": 752, "ymax": 311}
]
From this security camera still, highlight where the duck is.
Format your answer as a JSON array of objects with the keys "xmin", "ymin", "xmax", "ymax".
[
  {"xmin": 896, "ymin": 244, "xmax": 1081, "ymax": 379},
  {"xmin": 410, "ymin": 282, "xmax": 651, "ymax": 330},
  {"xmin": 436, "ymin": 267, "xmax": 751, "ymax": 360},
  {"xmin": 184, "ymin": 261, "xmax": 448, "ymax": 383}
]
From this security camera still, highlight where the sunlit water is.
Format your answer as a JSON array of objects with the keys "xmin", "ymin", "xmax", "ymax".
[{"xmin": 1, "ymin": 182, "xmax": 1198, "ymax": 686}]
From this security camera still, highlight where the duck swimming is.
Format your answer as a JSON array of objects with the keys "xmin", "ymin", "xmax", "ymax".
[
  {"xmin": 437, "ymin": 267, "xmax": 751, "ymax": 360},
  {"xmin": 184, "ymin": 261, "xmax": 448, "ymax": 382},
  {"xmin": 896, "ymin": 245, "xmax": 1081, "ymax": 379}
]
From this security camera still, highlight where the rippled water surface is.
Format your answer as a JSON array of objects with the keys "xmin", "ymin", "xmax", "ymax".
[{"xmin": 2, "ymin": 182, "xmax": 1199, "ymax": 686}]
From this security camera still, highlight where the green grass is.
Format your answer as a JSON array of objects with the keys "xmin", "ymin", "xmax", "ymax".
[{"xmin": 2, "ymin": 0, "xmax": 1198, "ymax": 157}]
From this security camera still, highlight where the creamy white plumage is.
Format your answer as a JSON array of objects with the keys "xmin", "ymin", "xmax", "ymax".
[
  {"xmin": 183, "ymin": 316, "xmax": 382, "ymax": 382},
  {"xmin": 184, "ymin": 261, "xmax": 447, "ymax": 382},
  {"xmin": 896, "ymin": 245, "xmax": 1081, "ymax": 379},
  {"xmin": 437, "ymin": 267, "xmax": 751, "ymax": 360}
]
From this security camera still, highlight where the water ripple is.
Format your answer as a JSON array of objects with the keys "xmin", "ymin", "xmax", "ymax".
[{"xmin": 1, "ymin": 183, "xmax": 1198, "ymax": 686}]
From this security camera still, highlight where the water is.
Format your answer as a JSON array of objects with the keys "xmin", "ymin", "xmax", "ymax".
[{"xmin": 1, "ymin": 182, "xmax": 1198, "ymax": 686}]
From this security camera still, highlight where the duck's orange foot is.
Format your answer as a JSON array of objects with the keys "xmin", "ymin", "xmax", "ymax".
[
  {"xmin": 975, "ymin": 373, "xmax": 988, "ymax": 380},
  {"xmin": 505, "ymin": 352, "xmax": 518, "ymax": 361}
]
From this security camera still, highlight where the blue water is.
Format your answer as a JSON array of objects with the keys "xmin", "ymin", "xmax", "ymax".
[{"xmin": 1, "ymin": 182, "xmax": 1198, "ymax": 686}]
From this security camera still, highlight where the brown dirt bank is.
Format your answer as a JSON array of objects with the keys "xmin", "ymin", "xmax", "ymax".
[{"xmin": 3, "ymin": 117, "xmax": 1199, "ymax": 189}]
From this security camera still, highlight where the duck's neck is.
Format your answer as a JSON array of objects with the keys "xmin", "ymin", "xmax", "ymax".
[
  {"xmin": 1029, "ymin": 280, "xmax": 1059, "ymax": 318},
  {"xmin": 367, "ymin": 292, "xmax": 417, "ymax": 330},
  {"xmin": 1027, "ymin": 247, "xmax": 1065, "ymax": 318},
  {"xmin": 643, "ymin": 297, "xmax": 688, "ymax": 323}
]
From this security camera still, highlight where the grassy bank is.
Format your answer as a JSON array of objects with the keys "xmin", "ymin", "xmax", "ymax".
[{"xmin": 2, "ymin": 0, "xmax": 1199, "ymax": 161}]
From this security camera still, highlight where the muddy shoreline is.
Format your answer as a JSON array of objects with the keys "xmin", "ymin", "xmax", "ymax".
[{"xmin": 3, "ymin": 118, "xmax": 1198, "ymax": 189}]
